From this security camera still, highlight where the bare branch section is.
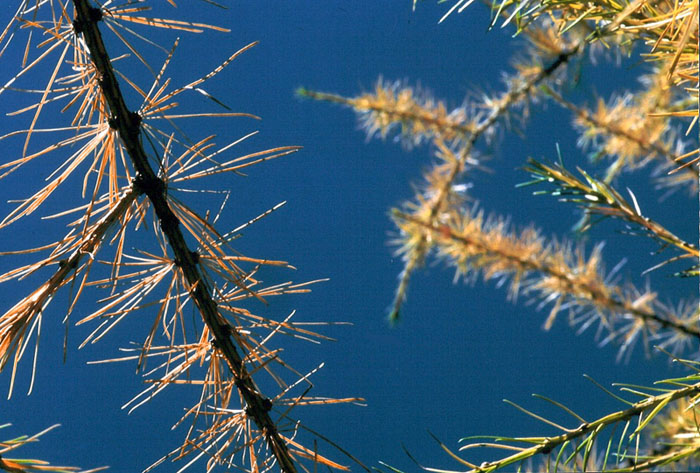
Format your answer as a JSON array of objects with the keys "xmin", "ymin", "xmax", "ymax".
[{"xmin": 71, "ymin": 1, "xmax": 298, "ymax": 472}]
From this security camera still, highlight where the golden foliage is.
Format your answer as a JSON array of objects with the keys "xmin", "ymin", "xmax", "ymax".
[
  {"xmin": 0, "ymin": 2, "xmax": 359, "ymax": 472},
  {"xmin": 303, "ymin": 0, "xmax": 698, "ymax": 470}
]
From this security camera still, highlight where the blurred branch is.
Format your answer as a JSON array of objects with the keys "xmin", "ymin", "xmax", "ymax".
[
  {"xmin": 393, "ymin": 207, "xmax": 700, "ymax": 346},
  {"xmin": 387, "ymin": 44, "xmax": 582, "ymax": 321},
  {"xmin": 542, "ymin": 85, "xmax": 699, "ymax": 185}
]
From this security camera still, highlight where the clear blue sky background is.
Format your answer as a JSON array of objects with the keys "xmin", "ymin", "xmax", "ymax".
[{"xmin": 0, "ymin": 2, "xmax": 696, "ymax": 472}]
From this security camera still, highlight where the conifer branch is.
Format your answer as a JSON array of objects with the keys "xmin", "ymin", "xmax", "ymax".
[
  {"xmin": 541, "ymin": 85, "xmax": 698, "ymax": 185},
  {"xmin": 0, "ymin": 189, "xmax": 138, "ymax": 394},
  {"xmin": 0, "ymin": 423, "xmax": 105, "ymax": 473},
  {"xmin": 521, "ymin": 158, "xmax": 699, "ymax": 263},
  {"xmin": 303, "ymin": 41, "xmax": 582, "ymax": 321},
  {"xmin": 71, "ymin": 1, "xmax": 299, "ymax": 471},
  {"xmin": 439, "ymin": 0, "xmax": 699, "ymax": 95},
  {"xmin": 458, "ymin": 379, "xmax": 700, "ymax": 472},
  {"xmin": 297, "ymin": 86, "xmax": 476, "ymax": 145},
  {"xmin": 392, "ymin": 208, "xmax": 700, "ymax": 348},
  {"xmin": 388, "ymin": 44, "xmax": 581, "ymax": 321}
]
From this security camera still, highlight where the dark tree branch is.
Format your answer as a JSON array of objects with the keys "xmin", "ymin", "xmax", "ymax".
[{"xmin": 71, "ymin": 2, "xmax": 298, "ymax": 472}]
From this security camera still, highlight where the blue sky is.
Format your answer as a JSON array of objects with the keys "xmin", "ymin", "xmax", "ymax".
[{"xmin": 0, "ymin": 2, "xmax": 696, "ymax": 472}]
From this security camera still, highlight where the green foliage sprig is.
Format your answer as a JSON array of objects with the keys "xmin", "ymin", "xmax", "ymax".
[
  {"xmin": 438, "ymin": 365, "xmax": 700, "ymax": 472},
  {"xmin": 0, "ymin": 424, "xmax": 103, "ymax": 473},
  {"xmin": 520, "ymin": 156, "xmax": 698, "ymax": 275}
]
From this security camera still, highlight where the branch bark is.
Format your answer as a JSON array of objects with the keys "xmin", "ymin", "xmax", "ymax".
[{"xmin": 71, "ymin": 2, "xmax": 298, "ymax": 471}]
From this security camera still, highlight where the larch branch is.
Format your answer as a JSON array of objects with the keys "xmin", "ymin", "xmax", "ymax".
[{"xmin": 71, "ymin": 2, "xmax": 298, "ymax": 471}]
